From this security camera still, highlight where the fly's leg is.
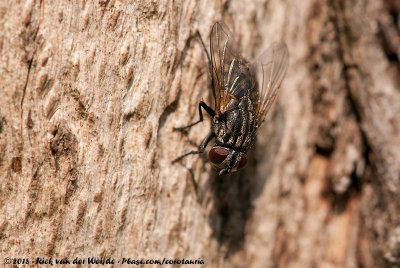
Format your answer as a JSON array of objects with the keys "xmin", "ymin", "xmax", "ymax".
[
  {"xmin": 172, "ymin": 31, "xmax": 215, "ymax": 163},
  {"xmin": 173, "ymin": 101, "xmax": 215, "ymax": 131},
  {"xmin": 172, "ymin": 132, "xmax": 215, "ymax": 163},
  {"xmin": 173, "ymin": 30, "xmax": 214, "ymax": 132},
  {"xmin": 196, "ymin": 31, "xmax": 212, "ymax": 78}
]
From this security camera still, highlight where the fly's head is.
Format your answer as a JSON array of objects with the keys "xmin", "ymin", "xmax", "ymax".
[{"xmin": 209, "ymin": 146, "xmax": 247, "ymax": 175}]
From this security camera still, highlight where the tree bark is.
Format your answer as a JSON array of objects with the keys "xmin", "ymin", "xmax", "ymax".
[{"xmin": 0, "ymin": 0, "xmax": 399, "ymax": 267}]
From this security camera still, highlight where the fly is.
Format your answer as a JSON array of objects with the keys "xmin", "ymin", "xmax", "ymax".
[{"xmin": 173, "ymin": 22, "xmax": 289, "ymax": 175}]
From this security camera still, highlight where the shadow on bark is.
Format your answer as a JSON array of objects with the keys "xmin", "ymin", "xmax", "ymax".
[{"xmin": 206, "ymin": 107, "xmax": 285, "ymax": 256}]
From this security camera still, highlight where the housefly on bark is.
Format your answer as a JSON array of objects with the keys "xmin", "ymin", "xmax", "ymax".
[{"xmin": 173, "ymin": 22, "xmax": 289, "ymax": 175}]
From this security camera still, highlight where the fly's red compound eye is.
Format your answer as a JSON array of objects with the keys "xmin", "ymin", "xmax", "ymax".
[
  {"xmin": 209, "ymin": 147, "xmax": 229, "ymax": 164},
  {"xmin": 238, "ymin": 154, "xmax": 247, "ymax": 169}
]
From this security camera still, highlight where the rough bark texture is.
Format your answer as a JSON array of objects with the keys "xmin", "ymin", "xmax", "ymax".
[{"xmin": 0, "ymin": 0, "xmax": 399, "ymax": 267}]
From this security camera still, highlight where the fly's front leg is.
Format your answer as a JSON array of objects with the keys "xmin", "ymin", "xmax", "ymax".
[
  {"xmin": 196, "ymin": 31, "xmax": 212, "ymax": 79},
  {"xmin": 172, "ymin": 132, "xmax": 215, "ymax": 163},
  {"xmin": 174, "ymin": 101, "xmax": 215, "ymax": 131}
]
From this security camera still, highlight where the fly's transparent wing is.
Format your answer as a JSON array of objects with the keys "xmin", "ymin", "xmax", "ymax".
[
  {"xmin": 210, "ymin": 22, "xmax": 252, "ymax": 114},
  {"xmin": 254, "ymin": 42, "xmax": 289, "ymax": 125}
]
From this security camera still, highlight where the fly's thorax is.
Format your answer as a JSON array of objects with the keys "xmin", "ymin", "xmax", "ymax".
[{"xmin": 212, "ymin": 95, "xmax": 258, "ymax": 153}]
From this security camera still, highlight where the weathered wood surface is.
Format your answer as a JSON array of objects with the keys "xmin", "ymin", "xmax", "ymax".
[{"xmin": 0, "ymin": 0, "xmax": 399, "ymax": 267}]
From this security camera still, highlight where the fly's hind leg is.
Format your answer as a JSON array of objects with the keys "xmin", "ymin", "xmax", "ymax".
[
  {"xmin": 172, "ymin": 132, "xmax": 215, "ymax": 163},
  {"xmin": 173, "ymin": 101, "xmax": 215, "ymax": 131}
]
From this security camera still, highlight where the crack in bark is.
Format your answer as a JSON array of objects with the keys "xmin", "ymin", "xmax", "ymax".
[
  {"xmin": 330, "ymin": 0, "xmax": 400, "ymax": 266},
  {"xmin": 329, "ymin": 0, "xmax": 375, "ymax": 187},
  {"xmin": 20, "ymin": 0, "xmax": 43, "ymax": 147}
]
